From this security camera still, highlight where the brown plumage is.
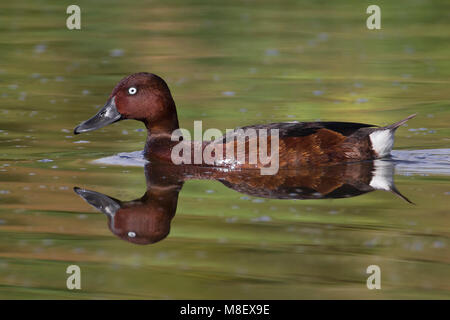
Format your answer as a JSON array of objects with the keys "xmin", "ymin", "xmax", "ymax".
[
  {"xmin": 74, "ymin": 72, "xmax": 416, "ymax": 169},
  {"xmin": 74, "ymin": 159, "xmax": 411, "ymax": 245}
]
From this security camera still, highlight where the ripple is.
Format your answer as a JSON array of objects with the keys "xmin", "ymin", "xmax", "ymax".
[{"xmin": 391, "ymin": 149, "xmax": 450, "ymax": 175}]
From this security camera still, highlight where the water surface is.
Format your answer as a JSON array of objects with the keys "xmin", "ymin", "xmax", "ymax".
[{"xmin": 0, "ymin": 0, "xmax": 449, "ymax": 299}]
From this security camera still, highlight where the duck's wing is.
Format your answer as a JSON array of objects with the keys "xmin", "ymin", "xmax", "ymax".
[{"xmin": 219, "ymin": 121, "xmax": 377, "ymax": 142}]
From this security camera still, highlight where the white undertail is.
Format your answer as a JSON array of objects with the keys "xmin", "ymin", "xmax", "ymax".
[
  {"xmin": 369, "ymin": 160, "xmax": 394, "ymax": 191},
  {"xmin": 369, "ymin": 129, "xmax": 395, "ymax": 158},
  {"xmin": 369, "ymin": 160, "xmax": 413, "ymax": 203}
]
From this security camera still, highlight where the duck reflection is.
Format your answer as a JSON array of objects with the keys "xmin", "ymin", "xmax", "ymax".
[{"xmin": 74, "ymin": 160, "xmax": 411, "ymax": 245}]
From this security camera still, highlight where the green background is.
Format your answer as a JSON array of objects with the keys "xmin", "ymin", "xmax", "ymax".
[{"xmin": 0, "ymin": 0, "xmax": 448, "ymax": 299}]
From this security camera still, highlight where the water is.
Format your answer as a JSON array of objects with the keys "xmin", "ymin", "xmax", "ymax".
[{"xmin": 0, "ymin": 0, "xmax": 449, "ymax": 299}]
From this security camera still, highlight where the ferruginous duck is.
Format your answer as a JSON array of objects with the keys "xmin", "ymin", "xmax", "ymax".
[
  {"xmin": 73, "ymin": 72, "xmax": 416, "ymax": 169},
  {"xmin": 73, "ymin": 160, "xmax": 411, "ymax": 245}
]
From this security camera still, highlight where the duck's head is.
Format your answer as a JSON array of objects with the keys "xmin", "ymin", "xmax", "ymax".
[
  {"xmin": 74, "ymin": 72, "xmax": 179, "ymax": 135},
  {"xmin": 74, "ymin": 186, "xmax": 179, "ymax": 245}
]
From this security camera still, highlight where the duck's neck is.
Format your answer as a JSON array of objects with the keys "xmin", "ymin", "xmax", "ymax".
[{"xmin": 143, "ymin": 97, "xmax": 180, "ymax": 158}]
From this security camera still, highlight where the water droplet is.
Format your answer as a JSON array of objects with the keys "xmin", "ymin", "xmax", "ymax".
[
  {"xmin": 313, "ymin": 90, "xmax": 323, "ymax": 96},
  {"xmin": 265, "ymin": 48, "xmax": 279, "ymax": 56},
  {"xmin": 34, "ymin": 43, "xmax": 47, "ymax": 54},
  {"xmin": 110, "ymin": 49, "xmax": 124, "ymax": 57},
  {"xmin": 222, "ymin": 91, "xmax": 235, "ymax": 96},
  {"xmin": 251, "ymin": 215, "xmax": 272, "ymax": 222}
]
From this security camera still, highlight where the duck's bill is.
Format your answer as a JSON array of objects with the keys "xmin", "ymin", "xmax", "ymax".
[
  {"xmin": 73, "ymin": 187, "xmax": 121, "ymax": 217},
  {"xmin": 74, "ymin": 97, "xmax": 122, "ymax": 134}
]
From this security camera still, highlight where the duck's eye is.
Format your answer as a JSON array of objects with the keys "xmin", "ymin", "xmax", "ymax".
[{"xmin": 128, "ymin": 87, "xmax": 137, "ymax": 95}]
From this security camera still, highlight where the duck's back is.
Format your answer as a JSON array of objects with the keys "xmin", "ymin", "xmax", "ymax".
[{"xmin": 233, "ymin": 121, "xmax": 376, "ymax": 138}]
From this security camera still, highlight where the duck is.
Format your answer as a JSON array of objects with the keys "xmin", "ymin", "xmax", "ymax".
[
  {"xmin": 74, "ymin": 72, "xmax": 416, "ymax": 169},
  {"xmin": 74, "ymin": 159, "xmax": 411, "ymax": 245}
]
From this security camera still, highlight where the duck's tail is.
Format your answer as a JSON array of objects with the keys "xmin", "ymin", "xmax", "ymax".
[
  {"xmin": 370, "ymin": 160, "xmax": 414, "ymax": 204},
  {"xmin": 384, "ymin": 114, "xmax": 417, "ymax": 131},
  {"xmin": 369, "ymin": 114, "xmax": 416, "ymax": 158}
]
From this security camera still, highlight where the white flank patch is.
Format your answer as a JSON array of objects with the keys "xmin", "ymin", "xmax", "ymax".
[
  {"xmin": 370, "ymin": 160, "xmax": 394, "ymax": 191},
  {"xmin": 369, "ymin": 129, "xmax": 394, "ymax": 158}
]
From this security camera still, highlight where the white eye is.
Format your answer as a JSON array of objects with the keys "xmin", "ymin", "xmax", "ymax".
[{"xmin": 128, "ymin": 87, "xmax": 137, "ymax": 95}]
